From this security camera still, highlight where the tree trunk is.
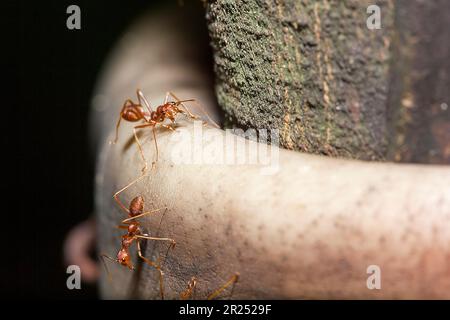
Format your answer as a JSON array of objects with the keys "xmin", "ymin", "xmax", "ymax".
[
  {"xmin": 206, "ymin": 0, "xmax": 450, "ymax": 163},
  {"xmin": 386, "ymin": 0, "xmax": 450, "ymax": 163}
]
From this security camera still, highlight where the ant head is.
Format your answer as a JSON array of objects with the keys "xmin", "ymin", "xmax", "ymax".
[
  {"xmin": 170, "ymin": 101, "xmax": 183, "ymax": 109},
  {"xmin": 129, "ymin": 196, "xmax": 144, "ymax": 216},
  {"xmin": 117, "ymin": 248, "xmax": 133, "ymax": 269},
  {"xmin": 169, "ymin": 102, "xmax": 182, "ymax": 111},
  {"xmin": 158, "ymin": 103, "xmax": 173, "ymax": 113}
]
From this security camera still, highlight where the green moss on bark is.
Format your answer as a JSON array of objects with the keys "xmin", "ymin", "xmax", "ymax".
[{"xmin": 207, "ymin": 0, "xmax": 393, "ymax": 160}]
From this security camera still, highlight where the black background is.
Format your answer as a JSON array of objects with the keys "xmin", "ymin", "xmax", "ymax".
[
  {"xmin": 16, "ymin": 0, "xmax": 165, "ymax": 299},
  {"xmin": 11, "ymin": 0, "xmax": 450, "ymax": 308}
]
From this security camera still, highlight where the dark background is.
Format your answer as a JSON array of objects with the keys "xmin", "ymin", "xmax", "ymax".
[
  {"xmin": 16, "ymin": 0, "xmax": 167, "ymax": 299},
  {"xmin": 11, "ymin": 0, "xmax": 450, "ymax": 304}
]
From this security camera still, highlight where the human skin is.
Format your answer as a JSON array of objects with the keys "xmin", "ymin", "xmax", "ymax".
[{"xmin": 88, "ymin": 8, "xmax": 450, "ymax": 299}]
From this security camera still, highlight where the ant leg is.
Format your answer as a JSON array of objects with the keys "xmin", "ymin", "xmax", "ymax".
[
  {"xmin": 187, "ymin": 99, "xmax": 221, "ymax": 129},
  {"xmin": 162, "ymin": 91, "xmax": 190, "ymax": 105},
  {"xmin": 113, "ymin": 173, "xmax": 147, "ymax": 214},
  {"xmin": 134, "ymin": 127, "xmax": 148, "ymax": 173},
  {"xmin": 148, "ymin": 208, "xmax": 174, "ymax": 269},
  {"xmin": 137, "ymin": 89, "xmax": 153, "ymax": 114},
  {"xmin": 169, "ymin": 91, "xmax": 220, "ymax": 128},
  {"xmin": 100, "ymin": 254, "xmax": 116, "ymax": 282},
  {"xmin": 137, "ymin": 240, "xmax": 165, "ymax": 300},
  {"xmin": 110, "ymin": 100, "xmax": 134, "ymax": 144},
  {"xmin": 133, "ymin": 123, "xmax": 159, "ymax": 169},
  {"xmin": 161, "ymin": 124, "xmax": 176, "ymax": 132},
  {"xmin": 132, "ymin": 123, "xmax": 157, "ymax": 173},
  {"xmin": 111, "ymin": 113, "xmax": 123, "ymax": 144},
  {"xmin": 139, "ymin": 238, "xmax": 175, "ymax": 276},
  {"xmin": 167, "ymin": 91, "xmax": 198, "ymax": 119},
  {"xmin": 180, "ymin": 277, "xmax": 197, "ymax": 300},
  {"xmin": 207, "ymin": 273, "xmax": 240, "ymax": 300},
  {"xmin": 121, "ymin": 207, "xmax": 166, "ymax": 223},
  {"xmin": 152, "ymin": 126, "xmax": 159, "ymax": 168},
  {"xmin": 135, "ymin": 234, "xmax": 176, "ymax": 248},
  {"xmin": 163, "ymin": 91, "xmax": 170, "ymax": 104}
]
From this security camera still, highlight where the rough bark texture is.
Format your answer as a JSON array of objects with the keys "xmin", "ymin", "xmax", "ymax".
[
  {"xmin": 206, "ymin": 0, "xmax": 450, "ymax": 163},
  {"xmin": 386, "ymin": 0, "xmax": 450, "ymax": 163}
]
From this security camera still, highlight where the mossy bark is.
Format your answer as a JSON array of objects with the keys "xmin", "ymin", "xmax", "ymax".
[
  {"xmin": 206, "ymin": 0, "xmax": 450, "ymax": 163},
  {"xmin": 386, "ymin": 0, "xmax": 450, "ymax": 164}
]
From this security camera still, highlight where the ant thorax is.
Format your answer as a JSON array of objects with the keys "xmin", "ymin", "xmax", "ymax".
[
  {"xmin": 127, "ymin": 223, "xmax": 139, "ymax": 235},
  {"xmin": 121, "ymin": 236, "xmax": 134, "ymax": 248}
]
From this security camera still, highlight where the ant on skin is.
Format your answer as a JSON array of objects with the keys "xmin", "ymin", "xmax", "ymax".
[
  {"xmin": 108, "ymin": 181, "xmax": 240, "ymax": 300},
  {"xmin": 110, "ymin": 89, "xmax": 219, "ymax": 173},
  {"xmin": 101, "ymin": 194, "xmax": 176, "ymax": 300}
]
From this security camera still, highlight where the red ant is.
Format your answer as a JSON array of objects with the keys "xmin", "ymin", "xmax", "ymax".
[
  {"xmin": 102, "ymin": 192, "xmax": 239, "ymax": 299},
  {"xmin": 101, "ymin": 194, "xmax": 176, "ymax": 300},
  {"xmin": 106, "ymin": 121, "xmax": 238, "ymax": 299},
  {"xmin": 107, "ymin": 182, "xmax": 240, "ymax": 300},
  {"xmin": 110, "ymin": 89, "xmax": 218, "ymax": 172}
]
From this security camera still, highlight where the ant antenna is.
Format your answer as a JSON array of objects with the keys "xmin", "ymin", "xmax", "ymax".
[{"xmin": 100, "ymin": 254, "xmax": 115, "ymax": 282}]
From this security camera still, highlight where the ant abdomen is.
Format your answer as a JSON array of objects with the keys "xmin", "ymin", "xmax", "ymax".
[{"xmin": 123, "ymin": 106, "xmax": 145, "ymax": 122}]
